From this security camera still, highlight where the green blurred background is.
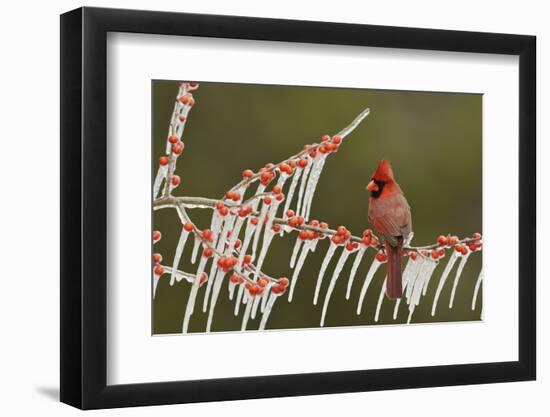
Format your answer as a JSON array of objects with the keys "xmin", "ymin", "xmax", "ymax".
[{"xmin": 152, "ymin": 80, "xmax": 482, "ymax": 334}]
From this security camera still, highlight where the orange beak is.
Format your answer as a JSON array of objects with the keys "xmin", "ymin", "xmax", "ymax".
[{"xmin": 366, "ymin": 180, "xmax": 379, "ymax": 192}]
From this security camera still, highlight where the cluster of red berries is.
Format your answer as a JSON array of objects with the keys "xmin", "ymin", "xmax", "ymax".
[
  {"xmin": 375, "ymin": 251, "xmax": 388, "ymax": 263},
  {"xmin": 437, "ymin": 234, "xmax": 459, "ymax": 246},
  {"xmin": 270, "ymin": 277, "xmax": 289, "ymax": 295},
  {"xmin": 179, "ymin": 93, "xmax": 195, "ymax": 107},
  {"xmin": 216, "ymin": 256, "xmax": 239, "ymax": 273},
  {"xmin": 259, "ymin": 163, "xmax": 277, "ymax": 186},
  {"xmin": 297, "ymin": 219, "xmax": 327, "ymax": 240},
  {"xmin": 153, "ymin": 253, "xmax": 164, "ymax": 275},
  {"xmin": 331, "ymin": 225, "xmax": 352, "ymax": 245},
  {"xmin": 215, "ymin": 201, "xmax": 230, "ymax": 216},
  {"xmin": 429, "ymin": 247, "xmax": 447, "ymax": 260},
  {"xmin": 287, "ymin": 212, "xmax": 305, "ymax": 228},
  {"xmin": 278, "ymin": 162, "xmax": 295, "ymax": 176},
  {"xmin": 361, "ymin": 229, "xmax": 379, "ymax": 247}
]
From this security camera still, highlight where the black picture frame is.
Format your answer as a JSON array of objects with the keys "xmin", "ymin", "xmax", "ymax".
[{"xmin": 60, "ymin": 6, "xmax": 536, "ymax": 410}]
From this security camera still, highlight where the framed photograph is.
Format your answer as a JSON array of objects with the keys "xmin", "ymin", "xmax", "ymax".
[{"xmin": 60, "ymin": 6, "xmax": 536, "ymax": 409}]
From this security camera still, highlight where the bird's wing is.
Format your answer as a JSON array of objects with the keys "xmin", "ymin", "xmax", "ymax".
[{"xmin": 369, "ymin": 194, "xmax": 412, "ymax": 247}]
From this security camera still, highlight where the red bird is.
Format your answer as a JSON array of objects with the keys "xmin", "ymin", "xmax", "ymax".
[{"xmin": 366, "ymin": 159, "xmax": 412, "ymax": 299}]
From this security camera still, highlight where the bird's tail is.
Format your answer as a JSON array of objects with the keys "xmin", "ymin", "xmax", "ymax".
[{"xmin": 385, "ymin": 242, "xmax": 403, "ymax": 299}]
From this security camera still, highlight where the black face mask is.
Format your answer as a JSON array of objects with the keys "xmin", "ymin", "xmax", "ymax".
[{"xmin": 370, "ymin": 179, "xmax": 385, "ymax": 198}]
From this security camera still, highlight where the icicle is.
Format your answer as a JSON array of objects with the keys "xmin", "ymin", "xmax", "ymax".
[
  {"xmin": 237, "ymin": 220, "xmax": 256, "ymax": 270},
  {"xmin": 303, "ymin": 155, "xmax": 328, "ymax": 221},
  {"xmin": 320, "ymin": 248, "xmax": 351, "ymax": 326},
  {"xmin": 282, "ymin": 168, "xmax": 303, "ymax": 231},
  {"xmin": 250, "ymin": 295, "xmax": 262, "ymax": 319},
  {"xmin": 251, "ymin": 203, "xmax": 269, "ymax": 260},
  {"xmin": 392, "ymin": 258, "xmax": 416, "ymax": 319},
  {"xmin": 209, "ymin": 211, "xmax": 224, "ymax": 248},
  {"xmin": 374, "ymin": 277, "xmax": 387, "ymax": 322},
  {"xmin": 234, "ymin": 284, "xmax": 244, "ymax": 316},
  {"xmin": 431, "ymin": 251, "xmax": 459, "ymax": 316},
  {"xmin": 289, "ymin": 236, "xmax": 303, "ymax": 268},
  {"xmin": 241, "ymin": 294, "xmax": 253, "ymax": 331},
  {"xmin": 449, "ymin": 253, "xmax": 471, "ymax": 308},
  {"xmin": 206, "ymin": 269, "xmax": 227, "ymax": 332},
  {"xmin": 356, "ymin": 259, "xmax": 381, "ymax": 315},
  {"xmin": 313, "ymin": 242, "xmax": 338, "ymax": 305},
  {"xmin": 260, "ymin": 282, "xmax": 273, "ymax": 312},
  {"xmin": 472, "ymin": 268, "xmax": 483, "ymax": 310},
  {"xmin": 170, "ymin": 230, "xmax": 190, "ymax": 286},
  {"xmin": 153, "ymin": 274, "xmax": 161, "ymax": 298},
  {"xmin": 153, "ymin": 166, "xmax": 168, "ymax": 199},
  {"xmin": 405, "ymin": 257, "xmax": 426, "ymax": 301},
  {"xmin": 181, "ymin": 255, "xmax": 208, "ymax": 333},
  {"xmin": 259, "ymin": 293, "xmax": 278, "ymax": 331},
  {"xmin": 346, "ymin": 246, "xmax": 367, "ymax": 300},
  {"xmin": 288, "ymin": 240, "xmax": 315, "ymax": 302},
  {"xmin": 407, "ymin": 304, "xmax": 415, "ymax": 324},
  {"xmin": 190, "ymin": 235, "xmax": 201, "ymax": 264},
  {"xmin": 228, "ymin": 281, "xmax": 236, "ymax": 300},
  {"xmin": 410, "ymin": 258, "xmax": 438, "ymax": 308},
  {"xmin": 253, "ymin": 229, "xmax": 275, "ymax": 281},
  {"xmin": 295, "ymin": 157, "xmax": 313, "ymax": 217}
]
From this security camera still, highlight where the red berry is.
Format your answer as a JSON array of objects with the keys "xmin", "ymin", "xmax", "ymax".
[
  {"xmin": 188, "ymin": 82, "xmax": 199, "ymax": 88},
  {"xmin": 188, "ymin": 97, "xmax": 195, "ymax": 107},
  {"xmin": 243, "ymin": 255, "xmax": 252, "ymax": 264},
  {"xmin": 219, "ymin": 206, "xmax": 229, "ymax": 216},
  {"xmin": 345, "ymin": 242, "xmax": 356, "ymax": 251},
  {"xmin": 178, "ymin": 115, "xmax": 186, "ymax": 122},
  {"xmin": 153, "ymin": 230, "xmax": 161, "ymax": 242},
  {"xmin": 321, "ymin": 134, "xmax": 330, "ymax": 142},
  {"xmin": 171, "ymin": 175, "xmax": 181, "ymax": 187},
  {"xmin": 272, "ymin": 224, "xmax": 281, "ymax": 233},
  {"xmin": 225, "ymin": 191, "xmax": 234, "ymax": 200},
  {"xmin": 159, "ymin": 156, "xmax": 169, "ymax": 166},
  {"xmin": 152, "ymin": 253, "xmax": 162, "ymax": 264},
  {"xmin": 299, "ymin": 230, "xmax": 309, "ymax": 240},
  {"xmin": 332, "ymin": 135, "xmax": 342, "ymax": 144},
  {"xmin": 168, "ymin": 135, "xmax": 179, "ymax": 144},
  {"xmin": 375, "ymin": 252, "xmax": 387, "ymax": 262},
  {"xmin": 448, "ymin": 236, "xmax": 458, "ymax": 246},
  {"xmin": 437, "ymin": 235, "xmax": 448, "ymax": 246},
  {"xmin": 331, "ymin": 235, "xmax": 341, "ymax": 245},
  {"xmin": 410, "ymin": 251, "xmax": 418, "ymax": 260},
  {"xmin": 472, "ymin": 232, "xmax": 482, "ymax": 239},
  {"xmin": 242, "ymin": 169, "xmax": 254, "ymax": 178},
  {"xmin": 431, "ymin": 249, "xmax": 439, "ymax": 259},
  {"xmin": 251, "ymin": 217, "xmax": 258, "ymax": 225},
  {"xmin": 275, "ymin": 193, "xmax": 284, "ymax": 201},
  {"xmin": 230, "ymin": 274, "xmax": 240, "ymax": 283},
  {"xmin": 202, "ymin": 229, "xmax": 213, "ymax": 240},
  {"xmin": 172, "ymin": 143, "xmax": 184, "ymax": 154},
  {"xmin": 297, "ymin": 159, "xmax": 308, "ymax": 168},
  {"xmin": 279, "ymin": 277, "xmax": 289, "ymax": 287},
  {"xmin": 203, "ymin": 247, "xmax": 213, "ymax": 257},
  {"xmin": 183, "ymin": 223, "xmax": 194, "ymax": 232},
  {"xmin": 180, "ymin": 95, "xmax": 189, "ymax": 104},
  {"xmin": 362, "ymin": 236, "xmax": 371, "ymax": 246},
  {"xmin": 337, "ymin": 226, "xmax": 346, "ymax": 235},
  {"xmin": 272, "ymin": 185, "xmax": 282, "ymax": 194},
  {"xmin": 286, "ymin": 209, "xmax": 295, "ymax": 218},
  {"xmin": 319, "ymin": 222, "xmax": 328, "ymax": 229},
  {"xmin": 234, "ymin": 239, "xmax": 242, "ymax": 249},
  {"xmin": 154, "ymin": 265, "xmax": 165, "ymax": 275},
  {"xmin": 258, "ymin": 277, "xmax": 269, "ymax": 287},
  {"xmin": 232, "ymin": 192, "xmax": 240, "ymax": 202},
  {"xmin": 279, "ymin": 163, "xmax": 291, "ymax": 173},
  {"xmin": 199, "ymin": 272, "xmax": 208, "ymax": 285},
  {"xmin": 263, "ymin": 196, "xmax": 272, "ymax": 205}
]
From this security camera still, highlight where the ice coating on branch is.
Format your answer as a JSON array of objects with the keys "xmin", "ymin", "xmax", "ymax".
[
  {"xmin": 259, "ymin": 293, "xmax": 278, "ymax": 331},
  {"xmin": 374, "ymin": 277, "xmax": 387, "ymax": 322},
  {"xmin": 472, "ymin": 268, "xmax": 483, "ymax": 310},
  {"xmin": 190, "ymin": 234, "xmax": 201, "ymax": 264},
  {"xmin": 170, "ymin": 230, "xmax": 190, "ymax": 286},
  {"xmin": 251, "ymin": 203, "xmax": 270, "ymax": 260},
  {"xmin": 346, "ymin": 246, "xmax": 367, "ymax": 300},
  {"xmin": 449, "ymin": 253, "xmax": 471, "ymax": 309},
  {"xmin": 313, "ymin": 242, "xmax": 338, "ymax": 305},
  {"xmin": 228, "ymin": 216, "xmax": 245, "ymax": 251},
  {"xmin": 295, "ymin": 157, "xmax": 313, "ymax": 217},
  {"xmin": 153, "ymin": 166, "xmax": 168, "ymax": 199},
  {"xmin": 431, "ymin": 251, "xmax": 459, "ymax": 316},
  {"xmin": 290, "ymin": 236, "xmax": 303, "ymax": 268},
  {"xmin": 288, "ymin": 240, "xmax": 315, "ymax": 302},
  {"xmin": 303, "ymin": 154, "xmax": 328, "ymax": 221},
  {"xmin": 182, "ymin": 255, "xmax": 208, "ymax": 333},
  {"xmin": 320, "ymin": 248, "xmax": 351, "ymax": 326},
  {"xmin": 357, "ymin": 259, "xmax": 381, "ymax": 315},
  {"xmin": 153, "ymin": 274, "xmax": 161, "ymax": 298}
]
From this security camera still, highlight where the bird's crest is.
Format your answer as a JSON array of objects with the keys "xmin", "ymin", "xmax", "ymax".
[{"xmin": 372, "ymin": 159, "xmax": 395, "ymax": 182}]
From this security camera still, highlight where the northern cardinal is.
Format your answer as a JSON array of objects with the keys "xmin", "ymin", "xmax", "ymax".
[{"xmin": 366, "ymin": 159, "xmax": 412, "ymax": 299}]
